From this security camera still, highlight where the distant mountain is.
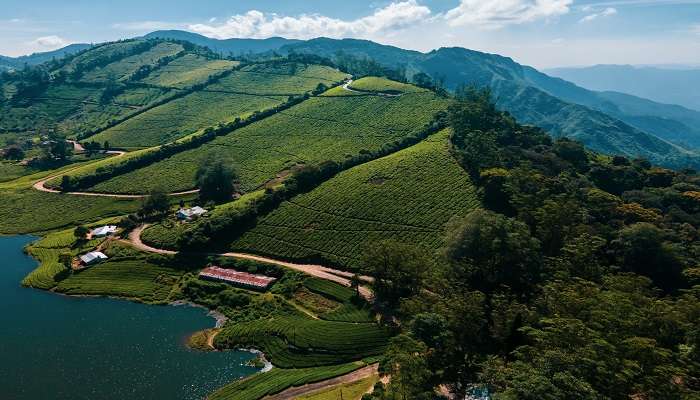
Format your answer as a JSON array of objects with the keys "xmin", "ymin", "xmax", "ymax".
[
  {"xmin": 143, "ymin": 30, "xmax": 299, "ymax": 56},
  {"xmin": 0, "ymin": 43, "xmax": 92, "ymax": 70},
  {"xmin": 279, "ymin": 38, "xmax": 700, "ymax": 169},
  {"xmin": 545, "ymin": 65, "xmax": 700, "ymax": 112}
]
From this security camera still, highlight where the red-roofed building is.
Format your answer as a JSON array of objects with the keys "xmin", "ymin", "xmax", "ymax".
[{"xmin": 198, "ymin": 266, "xmax": 277, "ymax": 290}]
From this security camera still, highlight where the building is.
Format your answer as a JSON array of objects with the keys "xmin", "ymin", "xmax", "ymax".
[
  {"xmin": 177, "ymin": 206, "xmax": 207, "ymax": 220},
  {"xmin": 79, "ymin": 251, "xmax": 108, "ymax": 267},
  {"xmin": 199, "ymin": 266, "xmax": 277, "ymax": 290},
  {"xmin": 91, "ymin": 225, "xmax": 117, "ymax": 237}
]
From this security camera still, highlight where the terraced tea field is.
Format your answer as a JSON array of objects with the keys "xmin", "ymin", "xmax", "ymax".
[
  {"xmin": 231, "ymin": 130, "xmax": 480, "ymax": 269},
  {"xmin": 209, "ymin": 362, "xmax": 364, "ymax": 400},
  {"xmin": 81, "ymin": 42, "xmax": 184, "ymax": 82},
  {"xmin": 87, "ymin": 78, "xmax": 449, "ymax": 194},
  {"xmin": 215, "ymin": 317, "xmax": 389, "ymax": 368},
  {"xmin": 140, "ymin": 54, "xmax": 238, "ymax": 88},
  {"xmin": 89, "ymin": 63, "xmax": 346, "ymax": 148}
]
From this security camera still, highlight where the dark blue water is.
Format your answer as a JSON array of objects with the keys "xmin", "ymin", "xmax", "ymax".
[{"xmin": 0, "ymin": 235, "xmax": 257, "ymax": 400}]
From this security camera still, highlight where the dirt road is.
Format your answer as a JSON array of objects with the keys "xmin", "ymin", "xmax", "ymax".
[
  {"xmin": 264, "ymin": 364, "xmax": 379, "ymax": 400},
  {"xmin": 126, "ymin": 225, "xmax": 374, "ymax": 300}
]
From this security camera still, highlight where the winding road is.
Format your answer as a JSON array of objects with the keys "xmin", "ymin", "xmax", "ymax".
[
  {"xmin": 126, "ymin": 225, "xmax": 375, "ymax": 301},
  {"xmin": 32, "ymin": 150, "xmax": 199, "ymax": 198}
]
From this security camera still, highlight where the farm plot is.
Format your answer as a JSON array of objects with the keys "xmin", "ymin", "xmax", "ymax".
[
  {"xmin": 0, "ymin": 186, "xmax": 139, "ymax": 234},
  {"xmin": 348, "ymin": 76, "xmax": 428, "ymax": 94},
  {"xmin": 205, "ymin": 63, "xmax": 348, "ymax": 95},
  {"xmin": 87, "ymin": 78, "xmax": 449, "ymax": 194},
  {"xmin": 0, "ymin": 83, "xmax": 172, "ymax": 137},
  {"xmin": 81, "ymin": 42, "xmax": 184, "ymax": 82},
  {"xmin": 89, "ymin": 63, "xmax": 344, "ymax": 148},
  {"xmin": 57, "ymin": 41, "xmax": 149, "ymax": 76},
  {"xmin": 209, "ymin": 362, "xmax": 364, "ymax": 400},
  {"xmin": 231, "ymin": 130, "xmax": 480, "ymax": 269},
  {"xmin": 54, "ymin": 258, "xmax": 185, "ymax": 303},
  {"xmin": 140, "ymin": 53, "xmax": 238, "ymax": 88},
  {"xmin": 215, "ymin": 316, "xmax": 389, "ymax": 368}
]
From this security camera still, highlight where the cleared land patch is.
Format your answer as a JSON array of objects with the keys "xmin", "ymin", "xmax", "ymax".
[
  {"xmin": 140, "ymin": 54, "xmax": 238, "ymax": 88},
  {"xmin": 87, "ymin": 78, "xmax": 448, "ymax": 194},
  {"xmin": 231, "ymin": 130, "xmax": 480, "ymax": 269}
]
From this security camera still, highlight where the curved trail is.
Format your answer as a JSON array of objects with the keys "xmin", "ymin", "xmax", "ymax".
[
  {"xmin": 126, "ymin": 225, "xmax": 374, "ymax": 300},
  {"xmin": 342, "ymin": 79, "xmax": 402, "ymax": 97},
  {"xmin": 32, "ymin": 150, "xmax": 199, "ymax": 198},
  {"xmin": 264, "ymin": 364, "xmax": 379, "ymax": 400}
]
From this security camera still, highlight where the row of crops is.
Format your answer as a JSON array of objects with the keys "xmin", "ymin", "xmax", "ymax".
[
  {"xmin": 81, "ymin": 41, "xmax": 184, "ymax": 82},
  {"xmin": 89, "ymin": 63, "xmax": 347, "ymax": 148},
  {"xmin": 215, "ymin": 316, "xmax": 389, "ymax": 368},
  {"xmin": 209, "ymin": 362, "xmax": 364, "ymax": 400},
  {"xmin": 86, "ymin": 77, "xmax": 449, "ymax": 194},
  {"xmin": 231, "ymin": 130, "xmax": 481, "ymax": 269},
  {"xmin": 54, "ymin": 258, "xmax": 185, "ymax": 303},
  {"xmin": 139, "ymin": 54, "xmax": 238, "ymax": 88}
]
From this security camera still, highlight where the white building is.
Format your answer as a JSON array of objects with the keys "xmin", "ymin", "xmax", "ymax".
[
  {"xmin": 79, "ymin": 251, "xmax": 108, "ymax": 266},
  {"xmin": 177, "ymin": 206, "xmax": 207, "ymax": 220},
  {"xmin": 91, "ymin": 225, "xmax": 117, "ymax": 237}
]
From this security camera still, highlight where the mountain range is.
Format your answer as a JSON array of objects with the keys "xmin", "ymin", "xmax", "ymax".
[
  {"xmin": 3, "ymin": 30, "xmax": 700, "ymax": 169},
  {"xmin": 546, "ymin": 64, "xmax": 700, "ymax": 112}
]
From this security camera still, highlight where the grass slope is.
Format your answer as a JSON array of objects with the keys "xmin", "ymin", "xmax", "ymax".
[
  {"xmin": 140, "ymin": 54, "xmax": 238, "ymax": 87},
  {"xmin": 231, "ymin": 130, "xmax": 479, "ymax": 269},
  {"xmin": 209, "ymin": 363, "xmax": 364, "ymax": 400},
  {"xmin": 89, "ymin": 63, "xmax": 346, "ymax": 148},
  {"xmin": 88, "ymin": 77, "xmax": 448, "ymax": 194}
]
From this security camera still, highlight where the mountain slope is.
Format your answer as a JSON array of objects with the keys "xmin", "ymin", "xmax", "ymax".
[
  {"xmin": 545, "ymin": 64, "xmax": 700, "ymax": 111},
  {"xmin": 281, "ymin": 39, "xmax": 700, "ymax": 169},
  {"xmin": 0, "ymin": 43, "xmax": 92, "ymax": 70},
  {"xmin": 143, "ymin": 30, "xmax": 298, "ymax": 56}
]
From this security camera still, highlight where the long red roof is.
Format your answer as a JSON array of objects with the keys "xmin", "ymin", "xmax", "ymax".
[{"xmin": 199, "ymin": 266, "xmax": 276, "ymax": 288}]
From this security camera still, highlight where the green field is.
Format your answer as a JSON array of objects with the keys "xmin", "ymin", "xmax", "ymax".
[
  {"xmin": 298, "ymin": 376, "xmax": 378, "ymax": 400},
  {"xmin": 231, "ymin": 130, "xmax": 480, "ymax": 269},
  {"xmin": 86, "ymin": 77, "xmax": 449, "ymax": 194},
  {"xmin": 209, "ymin": 363, "xmax": 364, "ymax": 400},
  {"xmin": 140, "ymin": 54, "xmax": 238, "ymax": 87},
  {"xmin": 215, "ymin": 316, "xmax": 389, "ymax": 368},
  {"xmin": 348, "ymin": 76, "xmax": 428, "ymax": 94},
  {"xmin": 89, "ymin": 63, "xmax": 346, "ymax": 148},
  {"xmin": 81, "ymin": 42, "xmax": 184, "ymax": 82}
]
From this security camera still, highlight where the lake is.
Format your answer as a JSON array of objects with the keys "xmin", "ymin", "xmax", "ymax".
[{"xmin": 0, "ymin": 235, "xmax": 258, "ymax": 400}]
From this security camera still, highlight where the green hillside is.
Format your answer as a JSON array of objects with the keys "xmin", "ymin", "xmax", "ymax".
[
  {"xmin": 231, "ymin": 130, "xmax": 479, "ymax": 268},
  {"xmin": 88, "ymin": 63, "xmax": 346, "ymax": 148},
  {"xmin": 86, "ymin": 77, "xmax": 447, "ymax": 194}
]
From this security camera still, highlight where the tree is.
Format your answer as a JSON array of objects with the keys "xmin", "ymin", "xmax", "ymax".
[
  {"xmin": 48, "ymin": 139, "xmax": 72, "ymax": 161},
  {"xmin": 58, "ymin": 253, "xmax": 73, "ymax": 269},
  {"xmin": 103, "ymin": 141, "xmax": 110, "ymax": 151},
  {"xmin": 3, "ymin": 146, "xmax": 24, "ymax": 160},
  {"xmin": 73, "ymin": 225, "xmax": 89, "ymax": 241},
  {"xmin": 361, "ymin": 240, "xmax": 430, "ymax": 307},
  {"xmin": 443, "ymin": 209, "xmax": 541, "ymax": 295},
  {"xmin": 381, "ymin": 335, "xmax": 435, "ymax": 400},
  {"xmin": 350, "ymin": 273, "xmax": 362, "ymax": 298},
  {"xmin": 60, "ymin": 175, "xmax": 73, "ymax": 192},
  {"xmin": 139, "ymin": 190, "xmax": 170, "ymax": 218},
  {"xmin": 196, "ymin": 159, "xmax": 237, "ymax": 203}
]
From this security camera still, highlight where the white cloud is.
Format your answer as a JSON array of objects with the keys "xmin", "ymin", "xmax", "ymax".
[
  {"xmin": 444, "ymin": 0, "xmax": 573, "ymax": 29},
  {"xmin": 187, "ymin": 1, "xmax": 431, "ymax": 40},
  {"xmin": 28, "ymin": 35, "xmax": 70, "ymax": 50},
  {"xmin": 579, "ymin": 7, "xmax": 617, "ymax": 23}
]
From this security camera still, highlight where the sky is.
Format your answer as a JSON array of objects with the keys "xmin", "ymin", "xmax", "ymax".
[{"xmin": 1, "ymin": 0, "xmax": 700, "ymax": 68}]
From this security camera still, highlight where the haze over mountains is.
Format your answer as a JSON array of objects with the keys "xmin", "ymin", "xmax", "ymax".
[
  {"xmin": 546, "ymin": 65, "xmax": 700, "ymax": 112},
  {"xmin": 3, "ymin": 29, "xmax": 700, "ymax": 170}
]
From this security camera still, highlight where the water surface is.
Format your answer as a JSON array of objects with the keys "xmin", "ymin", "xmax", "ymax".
[{"xmin": 0, "ymin": 235, "xmax": 257, "ymax": 400}]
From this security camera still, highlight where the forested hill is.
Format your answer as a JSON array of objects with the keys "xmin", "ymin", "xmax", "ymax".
[
  {"xmin": 0, "ymin": 43, "xmax": 92, "ymax": 70},
  {"xmin": 279, "ymin": 38, "xmax": 700, "ymax": 170}
]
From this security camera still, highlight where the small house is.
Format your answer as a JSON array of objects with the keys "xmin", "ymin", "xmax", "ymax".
[
  {"xmin": 177, "ymin": 206, "xmax": 207, "ymax": 221},
  {"xmin": 79, "ymin": 251, "xmax": 108, "ymax": 267},
  {"xmin": 91, "ymin": 225, "xmax": 117, "ymax": 238},
  {"xmin": 199, "ymin": 266, "xmax": 277, "ymax": 290}
]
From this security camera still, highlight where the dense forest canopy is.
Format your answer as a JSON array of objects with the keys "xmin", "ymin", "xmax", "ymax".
[{"xmin": 362, "ymin": 88, "xmax": 700, "ymax": 400}]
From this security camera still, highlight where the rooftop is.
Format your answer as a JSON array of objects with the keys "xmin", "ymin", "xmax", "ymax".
[{"xmin": 199, "ymin": 266, "xmax": 276, "ymax": 289}]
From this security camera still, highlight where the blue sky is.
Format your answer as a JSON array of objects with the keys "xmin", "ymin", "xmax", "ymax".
[{"xmin": 2, "ymin": 0, "xmax": 699, "ymax": 68}]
